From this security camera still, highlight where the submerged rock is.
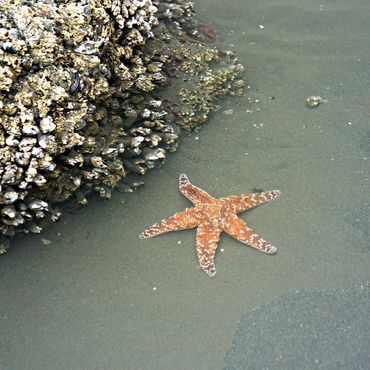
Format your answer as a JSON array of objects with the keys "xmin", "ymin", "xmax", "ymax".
[{"xmin": 0, "ymin": 0, "xmax": 245, "ymax": 251}]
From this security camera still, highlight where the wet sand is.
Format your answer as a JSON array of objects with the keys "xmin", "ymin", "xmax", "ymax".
[
  {"xmin": 224, "ymin": 284, "xmax": 370, "ymax": 369},
  {"xmin": 1, "ymin": 0, "xmax": 370, "ymax": 369}
]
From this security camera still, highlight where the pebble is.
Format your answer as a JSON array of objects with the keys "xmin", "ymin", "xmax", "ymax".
[{"xmin": 223, "ymin": 109, "xmax": 234, "ymax": 115}]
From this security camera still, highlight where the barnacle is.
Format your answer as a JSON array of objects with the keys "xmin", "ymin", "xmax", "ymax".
[{"xmin": 0, "ymin": 0, "xmax": 245, "ymax": 252}]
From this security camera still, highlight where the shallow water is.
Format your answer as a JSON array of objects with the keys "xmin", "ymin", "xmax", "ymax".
[{"xmin": 1, "ymin": 0, "xmax": 370, "ymax": 369}]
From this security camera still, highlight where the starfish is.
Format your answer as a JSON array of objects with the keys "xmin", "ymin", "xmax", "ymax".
[{"xmin": 139, "ymin": 174, "xmax": 281, "ymax": 277}]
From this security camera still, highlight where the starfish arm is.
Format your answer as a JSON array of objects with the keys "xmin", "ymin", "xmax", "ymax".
[
  {"xmin": 139, "ymin": 207, "xmax": 200, "ymax": 239},
  {"xmin": 179, "ymin": 173, "xmax": 214, "ymax": 205},
  {"xmin": 196, "ymin": 221, "xmax": 222, "ymax": 277},
  {"xmin": 221, "ymin": 190, "xmax": 281, "ymax": 214},
  {"xmin": 221, "ymin": 213, "xmax": 277, "ymax": 254}
]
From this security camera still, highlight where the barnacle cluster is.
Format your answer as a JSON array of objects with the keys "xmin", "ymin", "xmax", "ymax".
[{"xmin": 0, "ymin": 0, "xmax": 245, "ymax": 253}]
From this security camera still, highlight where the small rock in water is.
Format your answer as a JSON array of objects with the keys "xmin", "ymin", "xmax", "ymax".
[{"xmin": 306, "ymin": 95, "xmax": 323, "ymax": 108}]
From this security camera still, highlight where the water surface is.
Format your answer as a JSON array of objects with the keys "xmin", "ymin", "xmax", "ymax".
[{"xmin": 1, "ymin": 0, "xmax": 370, "ymax": 369}]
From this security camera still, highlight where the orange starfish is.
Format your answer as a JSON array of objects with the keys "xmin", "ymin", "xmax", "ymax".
[{"xmin": 139, "ymin": 174, "xmax": 281, "ymax": 277}]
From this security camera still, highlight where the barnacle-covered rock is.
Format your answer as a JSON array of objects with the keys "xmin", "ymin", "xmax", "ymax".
[{"xmin": 0, "ymin": 0, "xmax": 245, "ymax": 252}]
